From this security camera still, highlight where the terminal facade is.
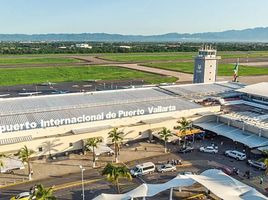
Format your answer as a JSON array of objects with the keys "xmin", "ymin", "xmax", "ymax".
[{"xmin": 0, "ymin": 81, "xmax": 268, "ymax": 156}]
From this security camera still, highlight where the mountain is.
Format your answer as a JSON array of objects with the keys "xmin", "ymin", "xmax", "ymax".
[{"xmin": 1, "ymin": 27, "xmax": 268, "ymax": 42}]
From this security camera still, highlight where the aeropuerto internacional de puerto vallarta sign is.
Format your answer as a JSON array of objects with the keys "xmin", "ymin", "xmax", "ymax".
[{"xmin": 0, "ymin": 105, "xmax": 176, "ymax": 133}]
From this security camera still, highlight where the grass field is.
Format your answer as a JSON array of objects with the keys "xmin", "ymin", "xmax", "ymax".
[
  {"xmin": 144, "ymin": 62, "xmax": 268, "ymax": 76},
  {"xmin": 0, "ymin": 66, "xmax": 177, "ymax": 86},
  {"xmin": 100, "ymin": 51, "xmax": 268, "ymax": 62},
  {"xmin": 0, "ymin": 57, "xmax": 81, "ymax": 65}
]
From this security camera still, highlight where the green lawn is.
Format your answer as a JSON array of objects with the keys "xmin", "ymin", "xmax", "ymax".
[
  {"xmin": 0, "ymin": 66, "xmax": 177, "ymax": 86},
  {"xmin": 0, "ymin": 57, "xmax": 81, "ymax": 65},
  {"xmin": 144, "ymin": 62, "xmax": 268, "ymax": 76},
  {"xmin": 100, "ymin": 53, "xmax": 195, "ymax": 62},
  {"xmin": 100, "ymin": 51, "xmax": 268, "ymax": 62}
]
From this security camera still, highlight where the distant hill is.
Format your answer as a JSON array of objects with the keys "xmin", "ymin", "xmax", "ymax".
[{"xmin": 1, "ymin": 27, "xmax": 268, "ymax": 42}]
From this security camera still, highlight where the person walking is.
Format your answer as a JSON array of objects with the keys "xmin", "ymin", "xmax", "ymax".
[{"xmin": 260, "ymin": 177, "xmax": 264, "ymax": 185}]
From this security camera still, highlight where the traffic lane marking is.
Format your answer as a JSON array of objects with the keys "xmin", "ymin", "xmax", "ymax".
[{"xmin": 53, "ymin": 178, "xmax": 103, "ymax": 191}]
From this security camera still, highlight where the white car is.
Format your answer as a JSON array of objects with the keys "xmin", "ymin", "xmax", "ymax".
[
  {"xmin": 10, "ymin": 192, "xmax": 31, "ymax": 200},
  {"xmin": 199, "ymin": 146, "xmax": 218, "ymax": 154},
  {"xmin": 247, "ymin": 160, "xmax": 267, "ymax": 170},
  {"xmin": 225, "ymin": 150, "xmax": 247, "ymax": 161},
  {"xmin": 157, "ymin": 164, "xmax": 176, "ymax": 173},
  {"xmin": 130, "ymin": 162, "xmax": 155, "ymax": 177}
]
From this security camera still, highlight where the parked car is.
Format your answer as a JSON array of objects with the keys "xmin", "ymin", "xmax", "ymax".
[
  {"xmin": 225, "ymin": 150, "xmax": 247, "ymax": 161},
  {"xmin": 130, "ymin": 162, "xmax": 155, "ymax": 177},
  {"xmin": 179, "ymin": 171, "xmax": 193, "ymax": 175},
  {"xmin": 10, "ymin": 192, "xmax": 31, "ymax": 200},
  {"xmin": 178, "ymin": 146, "xmax": 194, "ymax": 153},
  {"xmin": 199, "ymin": 146, "xmax": 218, "ymax": 154},
  {"xmin": 218, "ymin": 166, "xmax": 234, "ymax": 175},
  {"xmin": 157, "ymin": 164, "xmax": 176, "ymax": 173},
  {"xmin": 247, "ymin": 160, "xmax": 267, "ymax": 170},
  {"xmin": 186, "ymin": 132, "xmax": 205, "ymax": 141},
  {"xmin": 204, "ymin": 132, "xmax": 217, "ymax": 139}
]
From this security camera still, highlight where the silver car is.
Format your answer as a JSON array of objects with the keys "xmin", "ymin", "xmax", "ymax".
[
  {"xmin": 157, "ymin": 164, "xmax": 176, "ymax": 173},
  {"xmin": 247, "ymin": 160, "xmax": 267, "ymax": 170}
]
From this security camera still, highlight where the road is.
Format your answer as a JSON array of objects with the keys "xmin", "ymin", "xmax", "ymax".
[
  {"xmin": 0, "ymin": 170, "xmax": 103, "ymax": 200},
  {"xmin": 108, "ymin": 63, "xmax": 192, "ymax": 83}
]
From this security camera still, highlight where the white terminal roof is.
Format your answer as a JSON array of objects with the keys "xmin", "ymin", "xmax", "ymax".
[
  {"xmin": 0, "ymin": 82, "xmax": 243, "ymax": 131},
  {"xmin": 237, "ymin": 82, "xmax": 268, "ymax": 99},
  {"xmin": 162, "ymin": 81, "xmax": 244, "ymax": 98}
]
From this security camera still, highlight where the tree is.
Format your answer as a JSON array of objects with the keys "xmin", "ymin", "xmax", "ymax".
[
  {"xmin": 85, "ymin": 137, "xmax": 102, "ymax": 168},
  {"xmin": 175, "ymin": 117, "xmax": 193, "ymax": 147},
  {"xmin": 108, "ymin": 128, "xmax": 123, "ymax": 163},
  {"xmin": 102, "ymin": 163, "xmax": 132, "ymax": 193},
  {"xmin": 16, "ymin": 145, "xmax": 35, "ymax": 180},
  {"xmin": 42, "ymin": 139, "xmax": 62, "ymax": 159},
  {"xmin": 0, "ymin": 154, "xmax": 6, "ymax": 168},
  {"xmin": 32, "ymin": 184, "xmax": 56, "ymax": 200},
  {"xmin": 260, "ymin": 150, "xmax": 268, "ymax": 175},
  {"xmin": 158, "ymin": 127, "xmax": 173, "ymax": 153}
]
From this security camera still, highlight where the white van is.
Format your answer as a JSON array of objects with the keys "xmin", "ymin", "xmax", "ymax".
[
  {"xmin": 130, "ymin": 162, "xmax": 155, "ymax": 177},
  {"xmin": 225, "ymin": 150, "xmax": 247, "ymax": 161}
]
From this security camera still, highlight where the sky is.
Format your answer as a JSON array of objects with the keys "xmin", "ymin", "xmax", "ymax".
[{"xmin": 1, "ymin": 0, "xmax": 268, "ymax": 35}]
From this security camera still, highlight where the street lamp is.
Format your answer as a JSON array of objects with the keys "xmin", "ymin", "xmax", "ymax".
[{"xmin": 79, "ymin": 165, "xmax": 85, "ymax": 200}]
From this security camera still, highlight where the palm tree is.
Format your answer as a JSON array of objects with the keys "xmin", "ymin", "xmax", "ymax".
[
  {"xmin": 175, "ymin": 117, "xmax": 193, "ymax": 147},
  {"xmin": 16, "ymin": 145, "xmax": 35, "ymax": 180},
  {"xmin": 108, "ymin": 128, "xmax": 123, "ymax": 163},
  {"xmin": 32, "ymin": 184, "xmax": 56, "ymax": 200},
  {"xmin": 102, "ymin": 163, "xmax": 132, "ymax": 193},
  {"xmin": 0, "ymin": 154, "xmax": 6, "ymax": 168},
  {"xmin": 85, "ymin": 137, "xmax": 102, "ymax": 168},
  {"xmin": 42, "ymin": 139, "xmax": 62, "ymax": 159},
  {"xmin": 158, "ymin": 127, "xmax": 173, "ymax": 153},
  {"xmin": 260, "ymin": 150, "xmax": 268, "ymax": 175}
]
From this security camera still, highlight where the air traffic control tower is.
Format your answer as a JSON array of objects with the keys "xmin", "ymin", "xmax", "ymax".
[{"xmin": 193, "ymin": 46, "xmax": 221, "ymax": 83}]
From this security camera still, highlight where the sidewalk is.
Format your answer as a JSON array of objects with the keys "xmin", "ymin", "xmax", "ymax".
[{"xmin": 0, "ymin": 141, "xmax": 165, "ymax": 187}]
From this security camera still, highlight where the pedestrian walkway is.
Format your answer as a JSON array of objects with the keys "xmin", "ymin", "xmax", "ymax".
[{"xmin": 0, "ymin": 141, "xmax": 165, "ymax": 187}]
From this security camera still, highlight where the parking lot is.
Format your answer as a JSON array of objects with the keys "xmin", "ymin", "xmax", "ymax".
[{"xmin": 124, "ymin": 134, "xmax": 267, "ymax": 198}]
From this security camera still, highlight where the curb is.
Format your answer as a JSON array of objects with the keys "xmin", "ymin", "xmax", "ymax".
[
  {"xmin": 0, "ymin": 179, "xmax": 31, "ymax": 189},
  {"xmin": 53, "ymin": 178, "xmax": 103, "ymax": 191}
]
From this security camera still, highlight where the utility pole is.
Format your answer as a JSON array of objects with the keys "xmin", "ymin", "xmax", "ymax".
[{"xmin": 79, "ymin": 165, "xmax": 85, "ymax": 200}]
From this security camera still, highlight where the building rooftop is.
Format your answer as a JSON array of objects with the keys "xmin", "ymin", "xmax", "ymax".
[
  {"xmin": 237, "ymin": 82, "xmax": 268, "ymax": 99},
  {"xmin": 0, "ymin": 82, "xmax": 244, "ymax": 133}
]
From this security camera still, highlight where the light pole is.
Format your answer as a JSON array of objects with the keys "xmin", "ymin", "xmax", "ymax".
[{"xmin": 79, "ymin": 165, "xmax": 85, "ymax": 200}]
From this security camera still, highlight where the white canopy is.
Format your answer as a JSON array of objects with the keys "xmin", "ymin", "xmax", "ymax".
[
  {"xmin": 0, "ymin": 157, "xmax": 24, "ymax": 173},
  {"xmin": 93, "ymin": 169, "xmax": 267, "ymax": 200},
  {"xmin": 188, "ymin": 169, "xmax": 268, "ymax": 200},
  {"xmin": 195, "ymin": 121, "xmax": 268, "ymax": 150},
  {"xmin": 88, "ymin": 143, "xmax": 114, "ymax": 156},
  {"xmin": 93, "ymin": 175, "xmax": 194, "ymax": 200}
]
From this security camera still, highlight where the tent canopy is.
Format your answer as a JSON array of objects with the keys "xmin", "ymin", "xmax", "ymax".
[
  {"xmin": 88, "ymin": 143, "xmax": 114, "ymax": 156},
  {"xmin": 93, "ymin": 169, "xmax": 267, "ymax": 200},
  {"xmin": 0, "ymin": 157, "xmax": 24, "ymax": 173},
  {"xmin": 174, "ymin": 128, "xmax": 204, "ymax": 137}
]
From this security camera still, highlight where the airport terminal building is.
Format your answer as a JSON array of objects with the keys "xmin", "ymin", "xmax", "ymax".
[{"xmin": 0, "ymin": 81, "xmax": 268, "ymax": 156}]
